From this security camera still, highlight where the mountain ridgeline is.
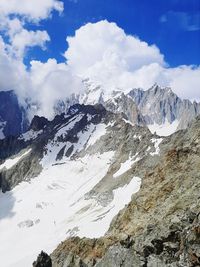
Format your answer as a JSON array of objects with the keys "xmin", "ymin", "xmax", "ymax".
[
  {"xmin": 0, "ymin": 84, "xmax": 199, "ymax": 267},
  {"xmin": 1, "ymin": 83, "xmax": 200, "ymax": 140}
]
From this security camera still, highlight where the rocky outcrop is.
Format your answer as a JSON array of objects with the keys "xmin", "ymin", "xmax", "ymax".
[
  {"xmin": 45, "ymin": 115, "xmax": 200, "ymax": 267},
  {"xmin": 29, "ymin": 116, "xmax": 49, "ymax": 131},
  {"xmin": 33, "ymin": 251, "xmax": 52, "ymax": 267}
]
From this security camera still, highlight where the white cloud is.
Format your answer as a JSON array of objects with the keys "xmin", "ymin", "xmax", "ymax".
[
  {"xmin": 64, "ymin": 20, "xmax": 200, "ymax": 100},
  {"xmin": 164, "ymin": 65, "xmax": 200, "ymax": 100},
  {"xmin": 28, "ymin": 59, "xmax": 83, "ymax": 118},
  {"xmin": 0, "ymin": 36, "xmax": 29, "ymax": 94},
  {"xmin": 65, "ymin": 20, "xmax": 164, "ymax": 75},
  {"xmin": 10, "ymin": 29, "xmax": 50, "ymax": 57},
  {"xmin": 0, "ymin": 0, "xmax": 77, "ymax": 119},
  {"xmin": 0, "ymin": 0, "xmax": 63, "ymax": 58},
  {"xmin": 160, "ymin": 11, "xmax": 200, "ymax": 32},
  {"xmin": 0, "ymin": 0, "xmax": 63, "ymax": 22}
]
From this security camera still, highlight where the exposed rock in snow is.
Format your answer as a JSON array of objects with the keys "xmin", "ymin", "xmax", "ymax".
[{"xmin": 0, "ymin": 103, "xmax": 155, "ymax": 267}]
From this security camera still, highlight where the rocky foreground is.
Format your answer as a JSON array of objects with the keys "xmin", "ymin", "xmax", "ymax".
[{"xmin": 33, "ymin": 115, "xmax": 200, "ymax": 266}]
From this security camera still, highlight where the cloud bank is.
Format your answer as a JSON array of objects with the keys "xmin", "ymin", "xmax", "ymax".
[
  {"xmin": 0, "ymin": 3, "xmax": 200, "ymax": 119},
  {"xmin": 65, "ymin": 20, "xmax": 200, "ymax": 100}
]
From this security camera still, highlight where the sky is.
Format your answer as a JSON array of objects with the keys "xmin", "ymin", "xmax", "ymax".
[
  {"xmin": 28, "ymin": 0, "xmax": 200, "ymax": 67},
  {"xmin": 0, "ymin": 0, "xmax": 200, "ymax": 118}
]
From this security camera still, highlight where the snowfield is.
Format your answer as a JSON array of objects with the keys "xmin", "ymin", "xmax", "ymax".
[
  {"xmin": 0, "ymin": 150, "xmax": 141, "ymax": 267},
  {"xmin": 0, "ymin": 111, "xmax": 144, "ymax": 267}
]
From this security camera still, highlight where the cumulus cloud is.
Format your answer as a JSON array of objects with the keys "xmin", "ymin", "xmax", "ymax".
[
  {"xmin": 64, "ymin": 20, "xmax": 200, "ymax": 100},
  {"xmin": 0, "ymin": 0, "xmax": 63, "ymax": 21},
  {"xmin": 65, "ymin": 21, "xmax": 164, "ymax": 75},
  {"xmin": 0, "ymin": 0, "xmax": 61, "ymax": 58}
]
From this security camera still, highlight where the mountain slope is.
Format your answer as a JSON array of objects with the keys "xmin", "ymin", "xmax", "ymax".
[
  {"xmin": 0, "ymin": 103, "xmax": 161, "ymax": 267},
  {"xmin": 48, "ymin": 115, "xmax": 200, "ymax": 267}
]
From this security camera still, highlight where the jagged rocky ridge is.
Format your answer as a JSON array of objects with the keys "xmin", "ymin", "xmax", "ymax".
[
  {"xmin": 129, "ymin": 84, "xmax": 200, "ymax": 133},
  {"xmin": 1, "ymin": 82, "xmax": 200, "ymax": 140},
  {"xmin": 40, "ymin": 115, "xmax": 200, "ymax": 267},
  {"xmin": 54, "ymin": 81, "xmax": 200, "ymax": 135}
]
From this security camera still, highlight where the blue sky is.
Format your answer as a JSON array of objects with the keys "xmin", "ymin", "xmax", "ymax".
[{"xmin": 27, "ymin": 0, "xmax": 200, "ymax": 67}]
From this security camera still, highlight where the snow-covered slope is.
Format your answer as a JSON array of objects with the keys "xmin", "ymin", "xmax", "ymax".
[{"xmin": 0, "ymin": 103, "xmax": 162, "ymax": 267}]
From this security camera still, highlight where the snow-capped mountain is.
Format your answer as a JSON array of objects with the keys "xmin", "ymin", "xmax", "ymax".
[
  {"xmin": 0, "ymin": 100, "xmax": 200, "ymax": 267},
  {"xmin": 129, "ymin": 84, "xmax": 200, "ymax": 135},
  {"xmin": 0, "ymin": 103, "xmax": 161, "ymax": 266},
  {"xmin": 1, "ymin": 81, "xmax": 199, "ymax": 140},
  {"xmin": 54, "ymin": 80, "xmax": 200, "ymax": 136},
  {"xmin": 0, "ymin": 91, "xmax": 28, "ymax": 139}
]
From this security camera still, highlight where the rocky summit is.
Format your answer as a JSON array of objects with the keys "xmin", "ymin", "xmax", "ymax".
[{"xmin": 0, "ymin": 87, "xmax": 199, "ymax": 267}]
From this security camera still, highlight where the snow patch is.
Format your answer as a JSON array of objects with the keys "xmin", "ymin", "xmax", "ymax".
[
  {"xmin": 0, "ymin": 149, "xmax": 31, "ymax": 171},
  {"xmin": 0, "ymin": 121, "xmax": 6, "ymax": 140},
  {"xmin": 86, "ymin": 123, "xmax": 107, "ymax": 148},
  {"xmin": 148, "ymin": 120, "xmax": 179, "ymax": 136},
  {"xmin": 123, "ymin": 118, "xmax": 134, "ymax": 126},
  {"xmin": 67, "ymin": 176, "xmax": 142, "ymax": 238},
  {"xmin": 150, "ymin": 138, "xmax": 163, "ymax": 156},
  {"xmin": 113, "ymin": 154, "xmax": 140, "ymax": 178},
  {"xmin": 19, "ymin": 130, "xmax": 43, "ymax": 142}
]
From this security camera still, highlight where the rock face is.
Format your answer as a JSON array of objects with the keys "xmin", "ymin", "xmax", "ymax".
[
  {"xmin": 54, "ymin": 81, "xmax": 200, "ymax": 135},
  {"xmin": 47, "ymin": 115, "xmax": 200, "ymax": 267},
  {"xmin": 0, "ymin": 90, "xmax": 28, "ymax": 139},
  {"xmin": 54, "ymin": 82, "xmax": 145, "ymax": 127},
  {"xmin": 129, "ymin": 84, "xmax": 200, "ymax": 131},
  {"xmin": 29, "ymin": 116, "xmax": 49, "ymax": 131}
]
